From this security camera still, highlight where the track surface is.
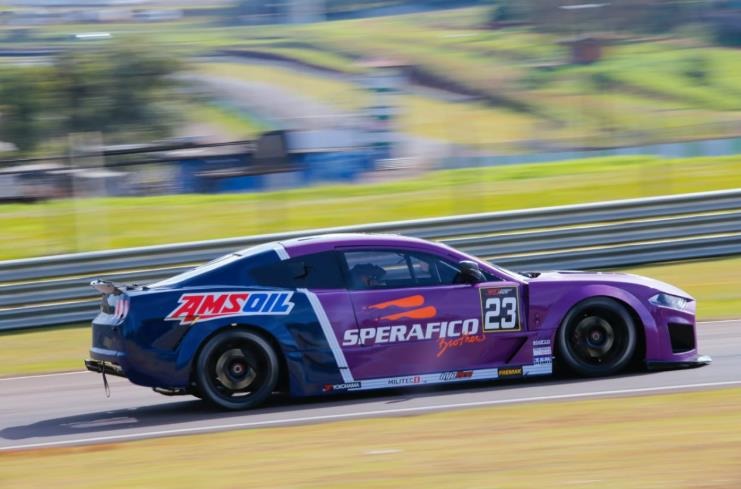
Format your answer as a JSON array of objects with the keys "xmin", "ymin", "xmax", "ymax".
[{"xmin": 1, "ymin": 320, "xmax": 739, "ymax": 451}]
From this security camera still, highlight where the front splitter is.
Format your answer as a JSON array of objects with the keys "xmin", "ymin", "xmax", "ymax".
[{"xmin": 646, "ymin": 354, "xmax": 712, "ymax": 370}]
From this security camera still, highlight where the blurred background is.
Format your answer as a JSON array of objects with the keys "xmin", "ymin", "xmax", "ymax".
[
  {"xmin": 1, "ymin": 0, "xmax": 740, "ymax": 259},
  {"xmin": 1, "ymin": 6, "xmax": 741, "ymax": 484}
]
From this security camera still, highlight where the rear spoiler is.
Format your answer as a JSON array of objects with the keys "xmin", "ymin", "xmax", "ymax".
[{"xmin": 90, "ymin": 280, "xmax": 123, "ymax": 295}]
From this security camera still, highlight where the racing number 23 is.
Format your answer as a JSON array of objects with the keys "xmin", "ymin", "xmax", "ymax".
[{"xmin": 481, "ymin": 287, "xmax": 520, "ymax": 332}]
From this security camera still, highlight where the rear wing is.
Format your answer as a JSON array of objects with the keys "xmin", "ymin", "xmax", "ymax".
[{"xmin": 90, "ymin": 280, "xmax": 122, "ymax": 295}]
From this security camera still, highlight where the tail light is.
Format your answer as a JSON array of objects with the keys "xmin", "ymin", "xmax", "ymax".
[
  {"xmin": 113, "ymin": 296, "xmax": 130, "ymax": 320},
  {"xmin": 91, "ymin": 280, "xmax": 129, "ymax": 320}
]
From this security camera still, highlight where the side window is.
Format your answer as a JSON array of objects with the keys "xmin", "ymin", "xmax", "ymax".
[
  {"xmin": 410, "ymin": 252, "xmax": 500, "ymax": 284},
  {"xmin": 344, "ymin": 250, "xmax": 414, "ymax": 290},
  {"xmin": 409, "ymin": 252, "xmax": 463, "ymax": 285},
  {"xmin": 248, "ymin": 251, "xmax": 344, "ymax": 289},
  {"xmin": 342, "ymin": 249, "xmax": 498, "ymax": 289},
  {"xmin": 409, "ymin": 255, "xmax": 435, "ymax": 284}
]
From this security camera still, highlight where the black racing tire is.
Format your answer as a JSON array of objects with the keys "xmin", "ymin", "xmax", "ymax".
[
  {"xmin": 557, "ymin": 298, "xmax": 637, "ymax": 377},
  {"xmin": 195, "ymin": 329, "xmax": 279, "ymax": 411}
]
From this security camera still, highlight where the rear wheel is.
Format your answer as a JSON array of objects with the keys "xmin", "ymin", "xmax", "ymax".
[
  {"xmin": 195, "ymin": 330, "xmax": 279, "ymax": 410},
  {"xmin": 557, "ymin": 298, "xmax": 637, "ymax": 377}
]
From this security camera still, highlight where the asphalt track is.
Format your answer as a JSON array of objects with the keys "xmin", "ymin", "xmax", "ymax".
[{"xmin": 1, "ymin": 320, "xmax": 739, "ymax": 451}]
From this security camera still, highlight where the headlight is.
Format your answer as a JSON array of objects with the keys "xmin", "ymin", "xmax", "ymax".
[{"xmin": 648, "ymin": 293, "xmax": 689, "ymax": 311}]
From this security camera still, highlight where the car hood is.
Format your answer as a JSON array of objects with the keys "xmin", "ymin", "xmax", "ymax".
[{"xmin": 527, "ymin": 270, "xmax": 692, "ymax": 299}]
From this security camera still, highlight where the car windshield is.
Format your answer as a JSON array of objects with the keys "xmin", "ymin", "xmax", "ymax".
[{"xmin": 437, "ymin": 242, "xmax": 527, "ymax": 282}]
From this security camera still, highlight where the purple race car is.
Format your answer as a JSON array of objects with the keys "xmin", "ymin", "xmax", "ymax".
[{"xmin": 86, "ymin": 233, "xmax": 710, "ymax": 410}]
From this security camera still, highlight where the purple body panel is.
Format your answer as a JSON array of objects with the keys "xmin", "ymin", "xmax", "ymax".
[
  {"xmin": 338, "ymin": 283, "xmax": 528, "ymax": 379},
  {"xmin": 278, "ymin": 233, "xmax": 704, "ymax": 385}
]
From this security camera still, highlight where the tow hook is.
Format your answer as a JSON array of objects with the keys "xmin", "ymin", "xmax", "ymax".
[{"xmin": 102, "ymin": 369, "xmax": 111, "ymax": 398}]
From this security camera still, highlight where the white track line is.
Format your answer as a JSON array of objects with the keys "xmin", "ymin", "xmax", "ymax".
[
  {"xmin": 0, "ymin": 371, "xmax": 89, "ymax": 382},
  {"xmin": 2, "ymin": 379, "xmax": 741, "ymax": 452}
]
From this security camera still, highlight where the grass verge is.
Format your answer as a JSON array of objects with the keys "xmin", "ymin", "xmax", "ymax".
[
  {"xmin": 3, "ymin": 387, "xmax": 741, "ymax": 488},
  {"xmin": 0, "ymin": 326, "xmax": 89, "ymax": 377},
  {"xmin": 1, "ymin": 154, "xmax": 740, "ymax": 259},
  {"xmin": 185, "ymin": 102, "xmax": 266, "ymax": 138},
  {"xmin": 1, "ymin": 255, "xmax": 738, "ymax": 378}
]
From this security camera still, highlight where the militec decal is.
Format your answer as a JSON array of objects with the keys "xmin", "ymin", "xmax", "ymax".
[
  {"xmin": 480, "ymin": 286, "xmax": 521, "ymax": 333},
  {"xmin": 165, "ymin": 291, "xmax": 295, "ymax": 326},
  {"xmin": 342, "ymin": 294, "xmax": 485, "ymax": 357}
]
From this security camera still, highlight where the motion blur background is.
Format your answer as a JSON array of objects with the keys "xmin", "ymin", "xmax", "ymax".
[
  {"xmin": 2, "ymin": 4, "xmax": 741, "ymax": 488},
  {"xmin": 1, "ymin": 0, "xmax": 740, "ymax": 258}
]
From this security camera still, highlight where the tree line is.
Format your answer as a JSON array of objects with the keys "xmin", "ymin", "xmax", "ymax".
[{"xmin": 0, "ymin": 42, "xmax": 181, "ymax": 154}]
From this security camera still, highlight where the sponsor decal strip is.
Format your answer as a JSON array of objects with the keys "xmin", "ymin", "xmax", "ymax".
[
  {"xmin": 333, "ymin": 361, "xmax": 552, "ymax": 392},
  {"xmin": 300, "ymin": 288, "xmax": 354, "ymax": 383}
]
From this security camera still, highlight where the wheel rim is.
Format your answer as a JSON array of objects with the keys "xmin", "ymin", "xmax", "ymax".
[
  {"xmin": 207, "ymin": 341, "xmax": 269, "ymax": 400},
  {"xmin": 215, "ymin": 348, "xmax": 258, "ymax": 391},
  {"xmin": 568, "ymin": 311, "xmax": 628, "ymax": 367}
]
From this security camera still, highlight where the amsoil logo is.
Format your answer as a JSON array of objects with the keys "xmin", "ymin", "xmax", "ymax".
[{"xmin": 166, "ymin": 291, "xmax": 294, "ymax": 326}]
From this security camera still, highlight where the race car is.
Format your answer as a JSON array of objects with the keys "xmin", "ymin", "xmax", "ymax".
[{"xmin": 85, "ymin": 233, "xmax": 710, "ymax": 410}]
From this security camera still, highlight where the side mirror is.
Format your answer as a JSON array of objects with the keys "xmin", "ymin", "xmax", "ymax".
[{"xmin": 458, "ymin": 260, "xmax": 486, "ymax": 284}]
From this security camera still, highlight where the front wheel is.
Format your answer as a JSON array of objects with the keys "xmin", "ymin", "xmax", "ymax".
[
  {"xmin": 557, "ymin": 298, "xmax": 637, "ymax": 377},
  {"xmin": 195, "ymin": 329, "xmax": 279, "ymax": 410}
]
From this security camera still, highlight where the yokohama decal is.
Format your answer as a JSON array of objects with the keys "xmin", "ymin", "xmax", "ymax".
[{"xmin": 165, "ymin": 291, "xmax": 295, "ymax": 325}]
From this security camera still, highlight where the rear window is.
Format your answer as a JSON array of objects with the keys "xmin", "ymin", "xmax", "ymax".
[
  {"xmin": 248, "ymin": 251, "xmax": 344, "ymax": 289},
  {"xmin": 151, "ymin": 250, "xmax": 280, "ymax": 287}
]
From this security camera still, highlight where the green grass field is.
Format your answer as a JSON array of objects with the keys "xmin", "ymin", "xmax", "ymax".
[
  {"xmin": 1, "ymin": 154, "xmax": 739, "ymax": 260},
  {"xmin": 186, "ymin": 101, "xmax": 267, "ymax": 138},
  {"xmin": 5, "ymin": 6, "xmax": 741, "ymax": 147},
  {"xmin": 2, "ymin": 255, "xmax": 738, "ymax": 378},
  {"xmin": 225, "ymin": 7, "xmax": 741, "ymax": 145},
  {"xmin": 3, "ymin": 387, "xmax": 741, "ymax": 488},
  {"xmin": 199, "ymin": 61, "xmax": 545, "ymax": 147}
]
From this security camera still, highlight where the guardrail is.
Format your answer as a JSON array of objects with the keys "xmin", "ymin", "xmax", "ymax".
[{"xmin": 2, "ymin": 189, "xmax": 740, "ymax": 331}]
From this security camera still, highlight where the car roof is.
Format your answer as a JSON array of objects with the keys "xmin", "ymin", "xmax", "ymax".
[{"xmin": 279, "ymin": 233, "xmax": 440, "ymax": 257}]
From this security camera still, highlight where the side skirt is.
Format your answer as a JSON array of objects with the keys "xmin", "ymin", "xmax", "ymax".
[{"xmin": 321, "ymin": 361, "xmax": 553, "ymax": 394}]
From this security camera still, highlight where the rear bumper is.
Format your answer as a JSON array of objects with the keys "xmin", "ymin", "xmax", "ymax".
[
  {"xmin": 84, "ymin": 359, "xmax": 127, "ymax": 378},
  {"xmin": 646, "ymin": 354, "xmax": 712, "ymax": 370}
]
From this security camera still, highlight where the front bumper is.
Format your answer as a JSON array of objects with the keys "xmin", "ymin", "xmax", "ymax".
[
  {"xmin": 646, "ymin": 354, "xmax": 712, "ymax": 370},
  {"xmin": 84, "ymin": 359, "xmax": 127, "ymax": 378}
]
